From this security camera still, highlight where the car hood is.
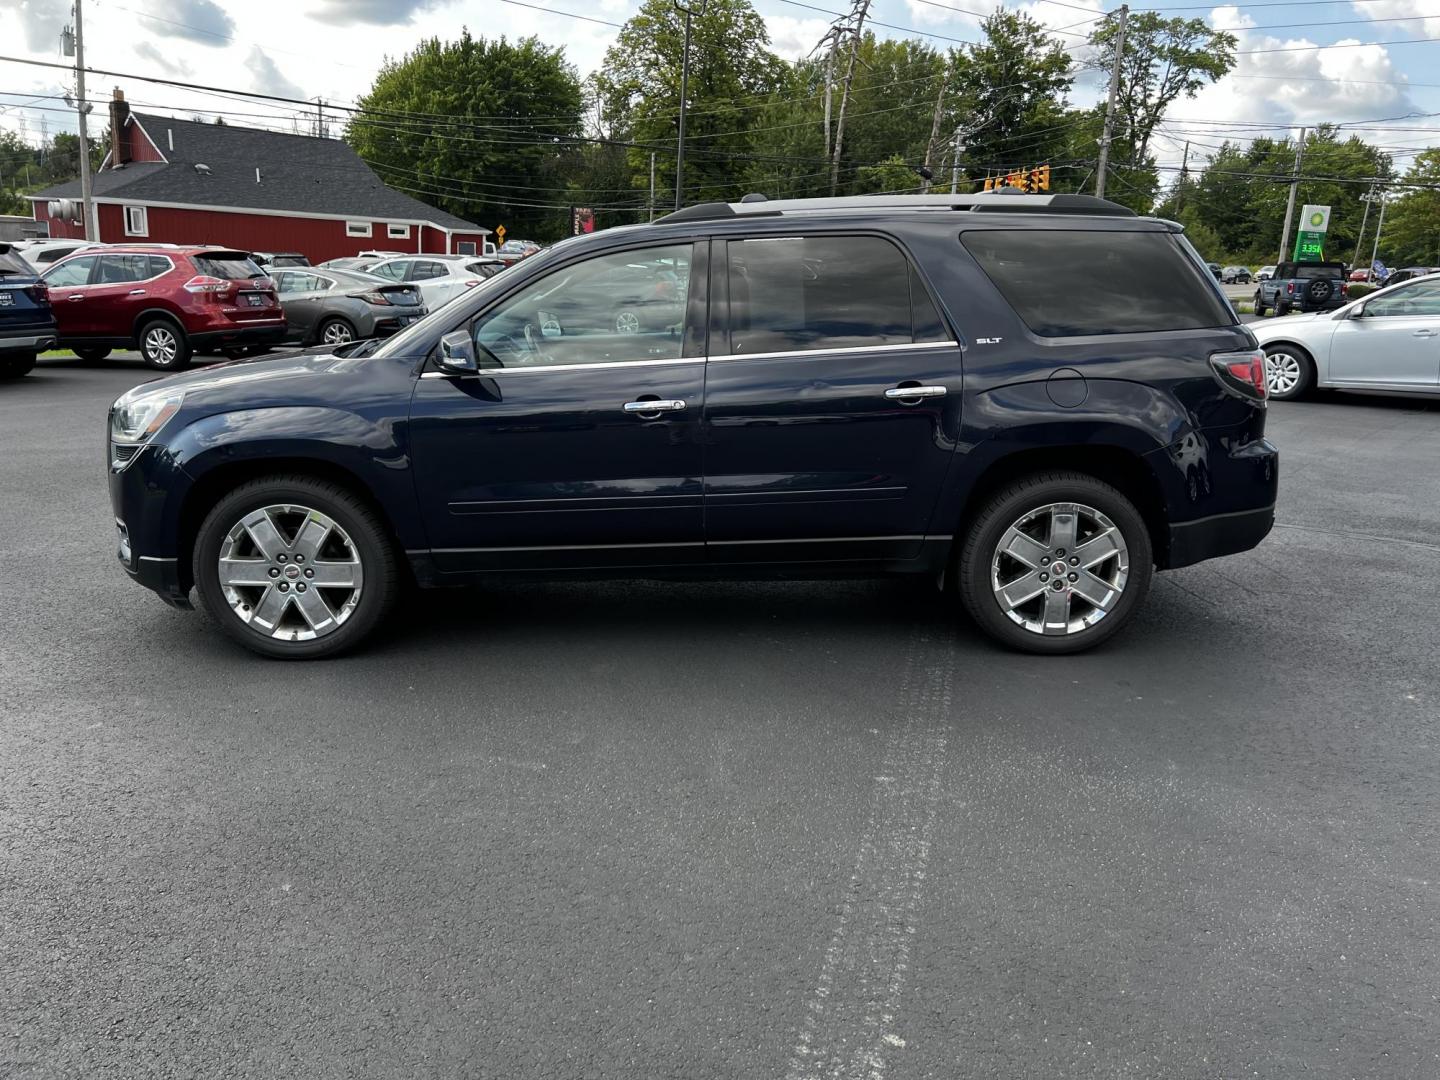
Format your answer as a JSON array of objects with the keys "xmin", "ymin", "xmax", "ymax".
[{"xmin": 133, "ymin": 346, "xmax": 375, "ymax": 402}]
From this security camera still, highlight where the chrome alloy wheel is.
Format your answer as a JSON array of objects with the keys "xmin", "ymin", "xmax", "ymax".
[
  {"xmin": 217, "ymin": 504, "xmax": 364, "ymax": 642},
  {"xmin": 614, "ymin": 310, "xmax": 641, "ymax": 334},
  {"xmin": 322, "ymin": 321, "xmax": 354, "ymax": 345},
  {"xmin": 143, "ymin": 325, "xmax": 178, "ymax": 366},
  {"xmin": 990, "ymin": 502, "xmax": 1130, "ymax": 636},
  {"xmin": 1265, "ymin": 351, "xmax": 1302, "ymax": 396}
]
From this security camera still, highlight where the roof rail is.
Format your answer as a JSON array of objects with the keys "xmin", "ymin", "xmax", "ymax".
[{"xmin": 654, "ymin": 192, "xmax": 1134, "ymax": 224}]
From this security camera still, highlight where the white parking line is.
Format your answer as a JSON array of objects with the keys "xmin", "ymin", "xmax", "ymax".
[{"xmin": 784, "ymin": 627, "xmax": 955, "ymax": 1080}]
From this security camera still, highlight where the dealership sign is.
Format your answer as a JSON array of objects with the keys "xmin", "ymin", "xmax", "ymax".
[{"xmin": 1293, "ymin": 204, "xmax": 1331, "ymax": 262}]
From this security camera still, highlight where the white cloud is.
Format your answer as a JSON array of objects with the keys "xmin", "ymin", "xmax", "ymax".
[
  {"xmin": 140, "ymin": 0, "xmax": 235, "ymax": 45},
  {"xmin": 134, "ymin": 39, "xmax": 193, "ymax": 77},
  {"xmin": 245, "ymin": 46, "xmax": 306, "ymax": 101},
  {"xmin": 1, "ymin": 0, "xmax": 67, "ymax": 51},
  {"xmin": 766, "ymin": 15, "xmax": 832, "ymax": 60},
  {"xmin": 306, "ymin": 0, "xmax": 451, "ymax": 26},
  {"xmin": 1347, "ymin": 0, "xmax": 1440, "ymax": 41}
]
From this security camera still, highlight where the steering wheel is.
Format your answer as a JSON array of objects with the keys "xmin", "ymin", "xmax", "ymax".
[{"xmin": 522, "ymin": 322, "xmax": 555, "ymax": 366}]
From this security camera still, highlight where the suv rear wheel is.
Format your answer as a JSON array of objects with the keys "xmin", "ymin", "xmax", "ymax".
[
  {"xmin": 193, "ymin": 475, "xmax": 400, "ymax": 659},
  {"xmin": 72, "ymin": 346, "xmax": 112, "ymax": 363},
  {"xmin": 0, "ymin": 352, "xmax": 36, "ymax": 378},
  {"xmin": 958, "ymin": 472, "xmax": 1153, "ymax": 654},
  {"xmin": 138, "ymin": 318, "xmax": 192, "ymax": 371},
  {"xmin": 1253, "ymin": 291, "xmax": 1268, "ymax": 317}
]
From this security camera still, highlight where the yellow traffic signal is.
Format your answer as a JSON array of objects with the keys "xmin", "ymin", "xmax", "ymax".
[{"xmin": 1035, "ymin": 164, "xmax": 1050, "ymax": 192}]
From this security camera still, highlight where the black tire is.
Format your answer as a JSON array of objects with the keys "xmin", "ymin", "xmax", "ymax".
[
  {"xmin": 1253, "ymin": 292, "xmax": 1268, "ymax": 317},
  {"xmin": 957, "ymin": 472, "xmax": 1153, "ymax": 655},
  {"xmin": 192, "ymin": 475, "xmax": 400, "ymax": 659},
  {"xmin": 72, "ymin": 346, "xmax": 112, "ymax": 362},
  {"xmin": 1262, "ymin": 343, "xmax": 1316, "ymax": 401},
  {"xmin": 317, "ymin": 317, "xmax": 356, "ymax": 347},
  {"xmin": 137, "ymin": 318, "xmax": 192, "ymax": 371},
  {"xmin": 0, "ymin": 352, "xmax": 36, "ymax": 378},
  {"xmin": 1275, "ymin": 298, "xmax": 1291, "ymax": 317}
]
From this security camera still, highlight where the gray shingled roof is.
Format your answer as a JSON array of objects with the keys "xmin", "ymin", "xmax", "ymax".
[{"xmin": 32, "ymin": 112, "xmax": 486, "ymax": 233}]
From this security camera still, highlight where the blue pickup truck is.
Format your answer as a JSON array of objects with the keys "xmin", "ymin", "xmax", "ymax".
[{"xmin": 1253, "ymin": 260, "xmax": 1348, "ymax": 317}]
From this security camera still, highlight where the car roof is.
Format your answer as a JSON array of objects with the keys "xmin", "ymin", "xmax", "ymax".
[{"xmin": 654, "ymin": 192, "xmax": 1137, "ymax": 225}]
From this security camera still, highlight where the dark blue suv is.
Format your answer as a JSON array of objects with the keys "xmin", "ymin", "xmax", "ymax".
[
  {"xmin": 108, "ymin": 193, "xmax": 1278, "ymax": 658},
  {"xmin": 0, "ymin": 243, "xmax": 57, "ymax": 378}
]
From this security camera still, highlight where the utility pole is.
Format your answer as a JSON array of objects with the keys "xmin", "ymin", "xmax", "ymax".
[
  {"xmin": 1353, "ymin": 184, "xmax": 1376, "ymax": 275},
  {"xmin": 829, "ymin": 0, "xmax": 871, "ymax": 197},
  {"xmin": 920, "ymin": 70, "xmax": 948, "ymax": 194},
  {"xmin": 822, "ymin": 47, "xmax": 835, "ymax": 160},
  {"xmin": 1095, "ymin": 4, "xmax": 1127, "ymax": 201},
  {"xmin": 648, "ymin": 152, "xmax": 656, "ymax": 222},
  {"xmin": 1277, "ymin": 126, "xmax": 1307, "ymax": 265},
  {"xmin": 1369, "ymin": 190, "xmax": 1387, "ymax": 273},
  {"xmin": 673, "ymin": 0, "xmax": 706, "ymax": 211},
  {"xmin": 950, "ymin": 124, "xmax": 963, "ymax": 193},
  {"xmin": 69, "ymin": 0, "xmax": 98, "ymax": 242},
  {"xmin": 1174, "ymin": 140, "xmax": 1190, "ymax": 215}
]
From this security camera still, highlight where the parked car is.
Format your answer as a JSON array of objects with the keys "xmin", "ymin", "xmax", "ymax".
[
  {"xmin": 270, "ymin": 266, "xmax": 427, "ymax": 346},
  {"xmin": 105, "ymin": 192, "xmax": 1277, "ymax": 659},
  {"xmin": 364, "ymin": 254, "xmax": 504, "ymax": 309},
  {"xmin": 1205, "ymin": 261, "xmax": 1222, "ymax": 280},
  {"xmin": 1253, "ymin": 261, "xmax": 1348, "ymax": 317},
  {"xmin": 317, "ymin": 256, "xmax": 382, "ymax": 272},
  {"xmin": 0, "ymin": 242, "xmax": 56, "ymax": 378},
  {"xmin": 43, "ymin": 246, "xmax": 285, "ymax": 370},
  {"xmin": 1348, "ymin": 268, "xmax": 1371, "ymax": 282},
  {"xmin": 252, "ymin": 251, "xmax": 310, "ymax": 269},
  {"xmin": 1252, "ymin": 273, "xmax": 1440, "ymax": 400},
  {"xmin": 496, "ymin": 239, "xmax": 542, "ymax": 267},
  {"xmin": 1256, "ymin": 265, "xmax": 1277, "ymax": 282},
  {"xmin": 1220, "ymin": 265, "xmax": 1252, "ymax": 284},
  {"xmin": 1378, "ymin": 266, "xmax": 1439, "ymax": 288},
  {"xmin": 11, "ymin": 238, "xmax": 107, "ymax": 269}
]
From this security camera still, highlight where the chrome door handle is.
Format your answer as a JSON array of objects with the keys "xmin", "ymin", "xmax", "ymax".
[
  {"xmin": 1413, "ymin": 329, "xmax": 1435, "ymax": 337},
  {"xmin": 128, "ymin": 289, "xmax": 146, "ymax": 296},
  {"xmin": 885, "ymin": 385, "xmax": 947, "ymax": 400},
  {"xmin": 67, "ymin": 294, "xmax": 84, "ymax": 301},
  {"xmin": 623, "ymin": 398, "xmax": 686, "ymax": 414}
]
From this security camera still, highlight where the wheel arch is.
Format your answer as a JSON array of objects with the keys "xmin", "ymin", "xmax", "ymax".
[{"xmin": 130, "ymin": 305, "xmax": 186, "ymax": 345}]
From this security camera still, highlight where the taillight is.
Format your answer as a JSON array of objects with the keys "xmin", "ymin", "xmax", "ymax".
[
  {"xmin": 1286, "ymin": 282, "xmax": 1295, "ymax": 294},
  {"xmin": 183, "ymin": 275, "xmax": 232, "ymax": 297},
  {"xmin": 359, "ymin": 291, "xmax": 392, "ymax": 306},
  {"xmin": 1209, "ymin": 349, "xmax": 1267, "ymax": 402},
  {"xmin": 1341, "ymin": 282, "xmax": 1349, "ymax": 296}
]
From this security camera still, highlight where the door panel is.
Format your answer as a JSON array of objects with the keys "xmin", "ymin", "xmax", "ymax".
[
  {"xmin": 1330, "ymin": 280, "xmax": 1440, "ymax": 387},
  {"xmin": 407, "ymin": 241, "xmax": 707, "ymax": 573},
  {"xmin": 703, "ymin": 235, "xmax": 963, "ymax": 564},
  {"xmin": 40, "ymin": 255, "xmax": 100, "ymax": 337}
]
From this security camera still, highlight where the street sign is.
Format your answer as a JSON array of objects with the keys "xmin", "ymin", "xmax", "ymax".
[
  {"xmin": 496, "ymin": 224, "xmax": 506, "ymax": 244},
  {"xmin": 1293, "ymin": 203, "xmax": 1331, "ymax": 262}
]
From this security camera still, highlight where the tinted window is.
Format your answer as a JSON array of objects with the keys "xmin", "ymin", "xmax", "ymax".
[
  {"xmin": 962, "ymin": 230, "xmax": 1234, "ymax": 337},
  {"xmin": 368, "ymin": 261, "xmax": 406, "ymax": 281},
  {"xmin": 0, "ymin": 248, "xmax": 31, "ymax": 275},
  {"xmin": 1365, "ymin": 278, "xmax": 1440, "ymax": 317},
  {"xmin": 726, "ymin": 236, "xmax": 941, "ymax": 355},
  {"xmin": 1287, "ymin": 264, "xmax": 1343, "ymax": 281},
  {"xmin": 36, "ymin": 247, "xmax": 77, "ymax": 264},
  {"xmin": 148, "ymin": 256, "xmax": 171, "ymax": 277},
  {"xmin": 472, "ymin": 244, "xmax": 691, "ymax": 369},
  {"xmin": 42, "ymin": 256, "xmax": 97, "ymax": 287},
  {"xmin": 411, "ymin": 261, "xmax": 447, "ymax": 280},
  {"xmin": 193, "ymin": 254, "xmax": 265, "ymax": 280},
  {"xmin": 95, "ymin": 254, "xmax": 152, "ymax": 284}
]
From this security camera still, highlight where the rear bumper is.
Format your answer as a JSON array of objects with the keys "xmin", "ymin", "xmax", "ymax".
[
  {"xmin": 190, "ymin": 325, "xmax": 287, "ymax": 349},
  {"xmin": 1166, "ymin": 505, "xmax": 1275, "ymax": 569},
  {"xmin": 0, "ymin": 331, "xmax": 57, "ymax": 354}
]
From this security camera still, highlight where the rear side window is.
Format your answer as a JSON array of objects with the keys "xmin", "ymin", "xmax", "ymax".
[
  {"xmin": 192, "ymin": 254, "xmax": 265, "ymax": 280},
  {"xmin": 962, "ymin": 230, "xmax": 1234, "ymax": 337},
  {"xmin": 726, "ymin": 235, "xmax": 950, "ymax": 355}
]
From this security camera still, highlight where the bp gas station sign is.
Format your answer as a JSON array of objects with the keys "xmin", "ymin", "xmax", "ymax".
[{"xmin": 1293, "ymin": 204, "xmax": 1331, "ymax": 262}]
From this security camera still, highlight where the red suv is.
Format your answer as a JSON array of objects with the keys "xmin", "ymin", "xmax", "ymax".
[{"xmin": 42, "ymin": 246, "xmax": 285, "ymax": 370}]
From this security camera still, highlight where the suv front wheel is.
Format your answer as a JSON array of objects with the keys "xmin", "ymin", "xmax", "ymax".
[
  {"xmin": 958, "ymin": 473, "xmax": 1153, "ymax": 654},
  {"xmin": 193, "ymin": 476, "xmax": 400, "ymax": 659}
]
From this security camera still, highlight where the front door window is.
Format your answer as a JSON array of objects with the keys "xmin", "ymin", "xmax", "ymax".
[{"xmin": 472, "ymin": 244, "xmax": 691, "ymax": 369}]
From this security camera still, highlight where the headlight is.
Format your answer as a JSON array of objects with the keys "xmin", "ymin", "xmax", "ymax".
[{"xmin": 111, "ymin": 387, "xmax": 185, "ymax": 444}]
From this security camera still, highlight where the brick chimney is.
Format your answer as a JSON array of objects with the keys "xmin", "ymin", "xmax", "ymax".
[{"xmin": 109, "ymin": 88, "xmax": 131, "ymax": 167}]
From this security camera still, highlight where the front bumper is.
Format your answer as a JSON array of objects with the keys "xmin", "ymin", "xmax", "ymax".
[
  {"xmin": 118, "ymin": 546, "xmax": 192, "ymax": 609},
  {"xmin": 111, "ymin": 452, "xmax": 193, "ymax": 609}
]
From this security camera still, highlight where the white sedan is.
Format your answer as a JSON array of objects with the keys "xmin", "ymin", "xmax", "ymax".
[
  {"xmin": 1251, "ymin": 274, "xmax": 1440, "ymax": 400},
  {"xmin": 365, "ymin": 254, "xmax": 504, "ymax": 309}
]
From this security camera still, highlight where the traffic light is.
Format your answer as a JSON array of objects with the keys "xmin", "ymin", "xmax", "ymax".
[
  {"xmin": 983, "ymin": 176, "xmax": 996, "ymax": 192},
  {"xmin": 1034, "ymin": 164, "xmax": 1050, "ymax": 192}
]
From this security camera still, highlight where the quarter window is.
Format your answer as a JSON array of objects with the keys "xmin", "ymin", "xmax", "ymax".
[
  {"xmin": 472, "ymin": 243, "xmax": 692, "ymax": 369},
  {"xmin": 725, "ymin": 235, "xmax": 947, "ymax": 355},
  {"xmin": 123, "ymin": 205, "xmax": 148, "ymax": 237},
  {"xmin": 369, "ymin": 261, "xmax": 407, "ymax": 281}
]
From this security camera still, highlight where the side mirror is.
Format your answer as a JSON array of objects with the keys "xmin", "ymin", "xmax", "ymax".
[{"xmin": 438, "ymin": 330, "xmax": 478, "ymax": 374}]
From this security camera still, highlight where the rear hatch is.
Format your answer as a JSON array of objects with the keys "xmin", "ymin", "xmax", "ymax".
[
  {"xmin": 192, "ymin": 251, "xmax": 283, "ymax": 321},
  {"xmin": 0, "ymin": 245, "xmax": 53, "ymax": 333},
  {"xmin": 377, "ymin": 284, "xmax": 422, "ymax": 307}
]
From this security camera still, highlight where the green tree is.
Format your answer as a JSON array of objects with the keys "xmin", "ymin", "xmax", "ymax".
[
  {"xmin": 1382, "ymin": 150, "xmax": 1440, "ymax": 266},
  {"xmin": 1089, "ymin": 13, "xmax": 1236, "ymax": 171},
  {"xmin": 347, "ymin": 31, "xmax": 584, "ymax": 239},
  {"xmin": 593, "ymin": 0, "xmax": 787, "ymax": 206}
]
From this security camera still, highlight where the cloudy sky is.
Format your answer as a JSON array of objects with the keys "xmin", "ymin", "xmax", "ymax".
[{"xmin": 1, "ymin": 0, "xmax": 1437, "ymax": 175}]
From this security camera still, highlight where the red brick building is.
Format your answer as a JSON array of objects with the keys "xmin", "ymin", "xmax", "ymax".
[{"xmin": 30, "ymin": 91, "xmax": 491, "ymax": 262}]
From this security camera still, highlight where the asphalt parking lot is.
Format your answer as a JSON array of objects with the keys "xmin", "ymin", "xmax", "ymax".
[{"xmin": 4, "ymin": 354, "xmax": 1439, "ymax": 1079}]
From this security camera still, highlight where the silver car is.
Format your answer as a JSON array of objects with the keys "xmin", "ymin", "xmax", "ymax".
[{"xmin": 270, "ymin": 267, "xmax": 427, "ymax": 346}]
